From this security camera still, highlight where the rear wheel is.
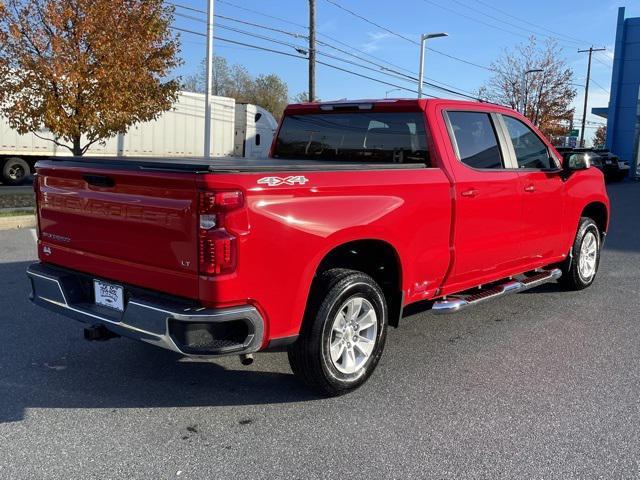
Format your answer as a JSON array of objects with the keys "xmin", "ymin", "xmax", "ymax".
[
  {"xmin": 288, "ymin": 269, "xmax": 388, "ymax": 396},
  {"xmin": 2, "ymin": 157, "xmax": 31, "ymax": 186},
  {"xmin": 559, "ymin": 217, "xmax": 601, "ymax": 291}
]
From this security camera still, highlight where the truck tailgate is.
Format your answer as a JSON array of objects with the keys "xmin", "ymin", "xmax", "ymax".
[{"xmin": 35, "ymin": 163, "xmax": 200, "ymax": 299}]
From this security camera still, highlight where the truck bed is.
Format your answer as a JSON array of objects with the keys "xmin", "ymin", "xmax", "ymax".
[{"xmin": 37, "ymin": 156, "xmax": 427, "ymax": 173}]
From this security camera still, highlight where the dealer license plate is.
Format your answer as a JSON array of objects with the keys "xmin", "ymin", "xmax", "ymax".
[{"xmin": 94, "ymin": 280, "xmax": 124, "ymax": 312}]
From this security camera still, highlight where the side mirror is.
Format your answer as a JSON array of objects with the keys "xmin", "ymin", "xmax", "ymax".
[{"xmin": 563, "ymin": 152, "xmax": 592, "ymax": 171}]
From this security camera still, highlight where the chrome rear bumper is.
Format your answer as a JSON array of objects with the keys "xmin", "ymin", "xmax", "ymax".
[{"xmin": 27, "ymin": 263, "xmax": 264, "ymax": 357}]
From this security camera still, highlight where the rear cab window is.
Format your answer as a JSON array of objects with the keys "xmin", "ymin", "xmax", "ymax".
[
  {"xmin": 445, "ymin": 111, "xmax": 504, "ymax": 169},
  {"xmin": 273, "ymin": 112, "xmax": 430, "ymax": 165}
]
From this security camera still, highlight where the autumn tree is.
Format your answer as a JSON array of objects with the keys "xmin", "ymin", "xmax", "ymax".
[
  {"xmin": 0, "ymin": 0, "xmax": 180, "ymax": 156},
  {"xmin": 480, "ymin": 37, "xmax": 577, "ymax": 138},
  {"xmin": 184, "ymin": 57, "xmax": 289, "ymax": 119},
  {"xmin": 593, "ymin": 125, "xmax": 607, "ymax": 148}
]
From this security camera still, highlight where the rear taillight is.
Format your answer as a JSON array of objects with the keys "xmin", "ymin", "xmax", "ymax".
[{"xmin": 198, "ymin": 190, "xmax": 243, "ymax": 275}]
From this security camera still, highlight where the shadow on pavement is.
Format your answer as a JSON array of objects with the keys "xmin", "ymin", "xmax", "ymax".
[
  {"xmin": 0, "ymin": 261, "xmax": 317, "ymax": 423},
  {"xmin": 603, "ymin": 182, "xmax": 640, "ymax": 254}
]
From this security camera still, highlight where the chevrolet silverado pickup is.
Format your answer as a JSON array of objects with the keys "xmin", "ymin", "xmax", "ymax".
[{"xmin": 27, "ymin": 99, "xmax": 610, "ymax": 396}]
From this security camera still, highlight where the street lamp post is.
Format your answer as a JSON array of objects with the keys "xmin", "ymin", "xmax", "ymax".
[
  {"xmin": 203, "ymin": 0, "xmax": 214, "ymax": 158},
  {"xmin": 520, "ymin": 68, "xmax": 543, "ymax": 115},
  {"xmin": 385, "ymin": 88, "xmax": 401, "ymax": 98},
  {"xmin": 418, "ymin": 32, "xmax": 448, "ymax": 98}
]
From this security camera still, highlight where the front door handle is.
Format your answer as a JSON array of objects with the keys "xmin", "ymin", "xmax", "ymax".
[
  {"xmin": 461, "ymin": 188, "xmax": 478, "ymax": 198},
  {"xmin": 524, "ymin": 184, "xmax": 535, "ymax": 193}
]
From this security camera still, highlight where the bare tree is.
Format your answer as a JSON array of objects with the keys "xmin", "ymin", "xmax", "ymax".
[{"xmin": 480, "ymin": 37, "xmax": 577, "ymax": 138}]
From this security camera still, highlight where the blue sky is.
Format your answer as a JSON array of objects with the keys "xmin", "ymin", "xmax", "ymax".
[{"xmin": 171, "ymin": 0, "xmax": 640, "ymax": 141}]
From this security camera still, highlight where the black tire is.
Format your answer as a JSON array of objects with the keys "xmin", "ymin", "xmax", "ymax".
[
  {"xmin": 559, "ymin": 217, "xmax": 601, "ymax": 291},
  {"xmin": 2, "ymin": 157, "xmax": 31, "ymax": 186},
  {"xmin": 288, "ymin": 268, "xmax": 388, "ymax": 397}
]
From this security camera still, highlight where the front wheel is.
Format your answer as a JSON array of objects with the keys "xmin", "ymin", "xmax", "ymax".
[
  {"xmin": 288, "ymin": 269, "xmax": 388, "ymax": 397},
  {"xmin": 559, "ymin": 217, "xmax": 601, "ymax": 291}
]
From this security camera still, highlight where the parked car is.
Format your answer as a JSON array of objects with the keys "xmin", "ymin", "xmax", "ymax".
[
  {"xmin": 592, "ymin": 149, "xmax": 630, "ymax": 182},
  {"xmin": 27, "ymin": 99, "xmax": 609, "ymax": 396},
  {"xmin": 556, "ymin": 147, "xmax": 629, "ymax": 182}
]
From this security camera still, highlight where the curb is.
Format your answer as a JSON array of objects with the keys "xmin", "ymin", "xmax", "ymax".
[{"xmin": 0, "ymin": 215, "xmax": 36, "ymax": 230}]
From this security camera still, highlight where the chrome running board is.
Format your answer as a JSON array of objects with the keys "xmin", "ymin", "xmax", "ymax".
[{"xmin": 432, "ymin": 268, "xmax": 562, "ymax": 314}]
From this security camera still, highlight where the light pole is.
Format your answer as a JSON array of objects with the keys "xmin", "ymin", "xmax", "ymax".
[
  {"xmin": 520, "ymin": 68, "xmax": 543, "ymax": 115},
  {"xmin": 418, "ymin": 32, "xmax": 448, "ymax": 98},
  {"xmin": 203, "ymin": 0, "xmax": 214, "ymax": 158},
  {"xmin": 385, "ymin": 88, "xmax": 401, "ymax": 98}
]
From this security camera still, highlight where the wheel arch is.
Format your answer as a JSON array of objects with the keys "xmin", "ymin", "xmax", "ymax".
[
  {"xmin": 581, "ymin": 201, "xmax": 609, "ymax": 236},
  {"xmin": 309, "ymin": 239, "xmax": 404, "ymax": 328}
]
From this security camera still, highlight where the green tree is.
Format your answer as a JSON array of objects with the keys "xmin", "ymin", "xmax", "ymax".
[
  {"xmin": 249, "ymin": 74, "xmax": 289, "ymax": 120},
  {"xmin": 183, "ymin": 58, "xmax": 289, "ymax": 119},
  {"xmin": 292, "ymin": 91, "xmax": 320, "ymax": 103},
  {"xmin": 182, "ymin": 56, "xmax": 231, "ymax": 96},
  {"xmin": 0, "ymin": 0, "xmax": 180, "ymax": 155}
]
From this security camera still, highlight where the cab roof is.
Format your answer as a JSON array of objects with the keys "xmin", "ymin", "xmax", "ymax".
[{"xmin": 284, "ymin": 97, "xmax": 512, "ymax": 115}]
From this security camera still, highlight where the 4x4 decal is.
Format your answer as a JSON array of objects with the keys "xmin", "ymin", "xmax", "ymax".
[{"xmin": 257, "ymin": 175, "xmax": 309, "ymax": 187}]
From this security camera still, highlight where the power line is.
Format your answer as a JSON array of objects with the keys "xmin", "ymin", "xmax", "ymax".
[
  {"xmin": 173, "ymin": 7, "xmax": 481, "ymax": 100},
  {"xmin": 590, "ymin": 78, "xmax": 610, "ymax": 96},
  {"xmin": 422, "ymin": 0, "xmax": 544, "ymax": 44},
  {"xmin": 209, "ymin": 0, "xmax": 486, "ymax": 88},
  {"xmin": 173, "ymin": 6, "xmax": 308, "ymax": 39},
  {"xmin": 444, "ymin": 0, "xmax": 587, "ymax": 49},
  {"xmin": 215, "ymin": 21, "xmax": 479, "ymax": 98},
  {"xmin": 593, "ymin": 55, "xmax": 613, "ymax": 70},
  {"xmin": 471, "ymin": 0, "xmax": 594, "ymax": 46},
  {"xmin": 170, "ymin": 26, "xmax": 435, "ymax": 98},
  {"xmin": 595, "ymin": 51, "xmax": 613, "ymax": 64},
  {"xmin": 217, "ymin": 0, "xmax": 309, "ymax": 30},
  {"xmin": 322, "ymin": 0, "xmax": 497, "ymax": 73},
  {"xmin": 323, "ymin": 0, "xmax": 417, "ymax": 45}
]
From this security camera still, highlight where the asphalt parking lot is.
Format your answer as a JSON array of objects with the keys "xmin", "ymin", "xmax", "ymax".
[{"xmin": 0, "ymin": 182, "xmax": 638, "ymax": 479}]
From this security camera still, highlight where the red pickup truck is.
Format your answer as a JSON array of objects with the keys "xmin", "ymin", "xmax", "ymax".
[{"xmin": 27, "ymin": 99, "xmax": 609, "ymax": 396}]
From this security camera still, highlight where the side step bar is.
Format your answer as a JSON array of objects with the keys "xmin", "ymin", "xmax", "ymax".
[{"xmin": 432, "ymin": 268, "xmax": 562, "ymax": 314}]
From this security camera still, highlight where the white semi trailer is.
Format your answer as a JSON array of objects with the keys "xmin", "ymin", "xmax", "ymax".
[{"xmin": 0, "ymin": 91, "xmax": 278, "ymax": 185}]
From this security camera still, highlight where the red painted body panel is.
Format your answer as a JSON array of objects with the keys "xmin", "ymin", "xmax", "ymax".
[{"xmin": 34, "ymin": 99, "xmax": 610, "ymax": 347}]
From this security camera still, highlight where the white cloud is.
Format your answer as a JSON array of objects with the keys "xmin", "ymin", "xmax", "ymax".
[{"xmin": 361, "ymin": 32, "xmax": 395, "ymax": 53}]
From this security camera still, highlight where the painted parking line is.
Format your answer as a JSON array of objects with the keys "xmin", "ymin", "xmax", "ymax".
[{"xmin": 30, "ymin": 228, "xmax": 37, "ymax": 243}]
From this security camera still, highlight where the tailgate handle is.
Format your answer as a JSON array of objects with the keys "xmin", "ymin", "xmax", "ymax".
[{"xmin": 83, "ymin": 174, "xmax": 115, "ymax": 188}]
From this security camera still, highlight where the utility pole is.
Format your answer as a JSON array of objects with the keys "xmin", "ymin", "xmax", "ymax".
[
  {"xmin": 578, "ymin": 46, "xmax": 606, "ymax": 148},
  {"xmin": 308, "ymin": 0, "xmax": 316, "ymax": 102},
  {"xmin": 203, "ymin": 0, "xmax": 214, "ymax": 158}
]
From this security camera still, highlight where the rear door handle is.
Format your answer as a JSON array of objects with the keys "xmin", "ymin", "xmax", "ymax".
[
  {"xmin": 461, "ymin": 189, "xmax": 478, "ymax": 198},
  {"xmin": 524, "ymin": 184, "xmax": 535, "ymax": 193}
]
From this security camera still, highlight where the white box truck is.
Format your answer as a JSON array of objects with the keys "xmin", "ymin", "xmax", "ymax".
[{"xmin": 0, "ymin": 91, "xmax": 277, "ymax": 185}]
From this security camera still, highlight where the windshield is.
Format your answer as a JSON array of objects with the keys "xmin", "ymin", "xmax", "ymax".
[{"xmin": 273, "ymin": 112, "xmax": 429, "ymax": 164}]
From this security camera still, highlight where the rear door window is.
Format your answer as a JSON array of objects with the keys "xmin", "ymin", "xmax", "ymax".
[
  {"xmin": 447, "ymin": 111, "xmax": 504, "ymax": 169},
  {"xmin": 273, "ymin": 112, "xmax": 429, "ymax": 164}
]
